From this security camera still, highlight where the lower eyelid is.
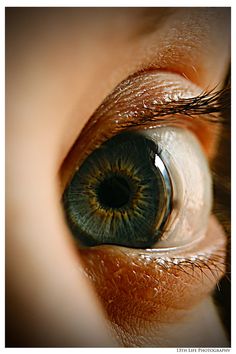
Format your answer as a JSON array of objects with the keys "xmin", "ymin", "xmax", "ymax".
[{"xmin": 78, "ymin": 215, "xmax": 226, "ymax": 345}]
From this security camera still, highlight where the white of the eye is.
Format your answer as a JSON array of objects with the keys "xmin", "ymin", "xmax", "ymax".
[{"xmin": 144, "ymin": 126, "xmax": 212, "ymax": 249}]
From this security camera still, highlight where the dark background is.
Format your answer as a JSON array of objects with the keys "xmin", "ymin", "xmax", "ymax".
[{"xmin": 212, "ymin": 69, "xmax": 231, "ymax": 343}]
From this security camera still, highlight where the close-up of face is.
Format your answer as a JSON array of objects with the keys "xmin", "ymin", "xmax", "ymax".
[{"xmin": 6, "ymin": 7, "xmax": 231, "ymax": 348}]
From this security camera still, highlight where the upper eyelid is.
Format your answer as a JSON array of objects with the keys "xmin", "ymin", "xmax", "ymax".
[
  {"xmin": 101, "ymin": 82, "xmax": 229, "ymax": 128},
  {"xmin": 59, "ymin": 70, "xmax": 229, "ymax": 192},
  {"xmin": 92, "ymin": 70, "xmax": 228, "ymax": 124}
]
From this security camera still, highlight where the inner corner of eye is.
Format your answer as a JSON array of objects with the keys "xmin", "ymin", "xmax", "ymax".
[{"xmin": 62, "ymin": 127, "xmax": 212, "ymax": 250}]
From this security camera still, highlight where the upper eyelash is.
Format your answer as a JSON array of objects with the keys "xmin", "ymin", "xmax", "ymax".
[
  {"xmin": 60, "ymin": 75, "xmax": 231, "ymax": 193},
  {"xmin": 118, "ymin": 85, "xmax": 230, "ymax": 129}
]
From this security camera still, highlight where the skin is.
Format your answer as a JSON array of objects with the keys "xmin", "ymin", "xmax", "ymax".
[{"xmin": 6, "ymin": 7, "xmax": 230, "ymax": 347}]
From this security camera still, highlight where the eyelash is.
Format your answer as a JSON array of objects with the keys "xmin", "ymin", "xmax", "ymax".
[
  {"xmin": 117, "ymin": 85, "xmax": 230, "ymax": 130},
  {"xmin": 143, "ymin": 251, "xmax": 226, "ymax": 287},
  {"xmin": 60, "ymin": 84, "xmax": 230, "ymax": 192}
]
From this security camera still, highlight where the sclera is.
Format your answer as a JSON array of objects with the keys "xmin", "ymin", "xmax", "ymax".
[{"xmin": 144, "ymin": 126, "xmax": 213, "ymax": 249}]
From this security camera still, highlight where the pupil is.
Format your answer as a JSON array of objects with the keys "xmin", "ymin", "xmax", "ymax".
[{"xmin": 97, "ymin": 175, "xmax": 131, "ymax": 209}]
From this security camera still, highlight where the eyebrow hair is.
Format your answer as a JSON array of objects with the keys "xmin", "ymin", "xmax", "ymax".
[{"xmin": 118, "ymin": 85, "xmax": 231, "ymax": 129}]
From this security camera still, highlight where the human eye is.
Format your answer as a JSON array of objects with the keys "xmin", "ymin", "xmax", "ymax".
[
  {"xmin": 60, "ymin": 69, "xmax": 230, "ymax": 346},
  {"xmin": 6, "ymin": 7, "xmax": 230, "ymax": 348},
  {"xmin": 62, "ymin": 71, "xmax": 213, "ymax": 250}
]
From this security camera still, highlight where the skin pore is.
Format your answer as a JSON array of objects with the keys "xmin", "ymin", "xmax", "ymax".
[{"xmin": 6, "ymin": 8, "xmax": 230, "ymax": 347}]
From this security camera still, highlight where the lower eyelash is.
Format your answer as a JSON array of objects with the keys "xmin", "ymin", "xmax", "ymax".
[{"xmin": 138, "ymin": 250, "xmax": 226, "ymax": 286}]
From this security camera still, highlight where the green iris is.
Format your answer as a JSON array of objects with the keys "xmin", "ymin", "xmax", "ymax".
[{"xmin": 63, "ymin": 132, "xmax": 172, "ymax": 248}]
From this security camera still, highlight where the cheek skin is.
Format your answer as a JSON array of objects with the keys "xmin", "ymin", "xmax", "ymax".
[{"xmin": 79, "ymin": 216, "xmax": 227, "ymax": 346}]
